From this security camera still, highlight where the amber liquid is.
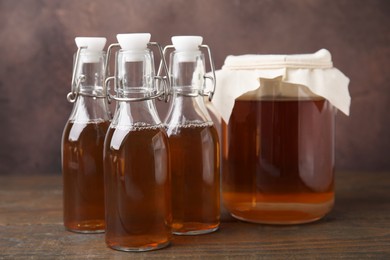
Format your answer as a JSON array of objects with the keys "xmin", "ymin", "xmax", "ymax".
[
  {"xmin": 62, "ymin": 121, "xmax": 109, "ymax": 232},
  {"xmin": 104, "ymin": 126, "xmax": 171, "ymax": 251},
  {"xmin": 168, "ymin": 124, "xmax": 220, "ymax": 235},
  {"xmin": 222, "ymin": 99, "xmax": 335, "ymax": 224}
]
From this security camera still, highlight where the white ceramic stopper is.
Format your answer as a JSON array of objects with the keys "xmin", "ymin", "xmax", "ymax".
[
  {"xmin": 75, "ymin": 37, "xmax": 106, "ymax": 52},
  {"xmin": 117, "ymin": 33, "xmax": 151, "ymax": 51},
  {"xmin": 171, "ymin": 36, "xmax": 203, "ymax": 51}
]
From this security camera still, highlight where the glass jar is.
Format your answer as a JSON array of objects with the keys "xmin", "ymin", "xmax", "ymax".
[{"xmin": 210, "ymin": 50, "xmax": 350, "ymax": 224}]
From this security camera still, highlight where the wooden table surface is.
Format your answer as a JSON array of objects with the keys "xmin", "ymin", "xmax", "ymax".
[{"xmin": 0, "ymin": 172, "xmax": 389, "ymax": 259}]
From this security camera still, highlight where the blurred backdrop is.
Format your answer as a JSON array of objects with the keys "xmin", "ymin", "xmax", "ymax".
[{"xmin": 0, "ymin": 0, "xmax": 389, "ymax": 174}]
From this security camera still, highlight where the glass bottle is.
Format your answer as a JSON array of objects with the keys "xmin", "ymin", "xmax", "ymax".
[
  {"xmin": 164, "ymin": 36, "xmax": 220, "ymax": 235},
  {"xmin": 62, "ymin": 37, "xmax": 111, "ymax": 233},
  {"xmin": 103, "ymin": 33, "xmax": 171, "ymax": 251}
]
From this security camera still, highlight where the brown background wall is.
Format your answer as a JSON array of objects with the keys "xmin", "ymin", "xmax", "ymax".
[{"xmin": 0, "ymin": 0, "xmax": 389, "ymax": 174}]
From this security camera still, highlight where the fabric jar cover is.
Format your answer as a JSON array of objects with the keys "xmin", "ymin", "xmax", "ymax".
[{"xmin": 207, "ymin": 49, "xmax": 351, "ymax": 124}]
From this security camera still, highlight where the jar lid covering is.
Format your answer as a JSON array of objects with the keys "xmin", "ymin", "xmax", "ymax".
[
  {"xmin": 223, "ymin": 49, "xmax": 332, "ymax": 70},
  {"xmin": 207, "ymin": 49, "xmax": 351, "ymax": 123}
]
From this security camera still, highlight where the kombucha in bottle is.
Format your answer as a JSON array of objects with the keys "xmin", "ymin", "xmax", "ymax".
[
  {"xmin": 103, "ymin": 33, "xmax": 171, "ymax": 251},
  {"xmin": 164, "ymin": 36, "xmax": 220, "ymax": 235},
  {"xmin": 62, "ymin": 37, "xmax": 111, "ymax": 233}
]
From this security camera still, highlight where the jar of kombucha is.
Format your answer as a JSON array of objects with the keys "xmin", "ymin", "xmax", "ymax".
[
  {"xmin": 164, "ymin": 36, "xmax": 220, "ymax": 235},
  {"xmin": 210, "ymin": 50, "xmax": 350, "ymax": 224},
  {"xmin": 103, "ymin": 33, "xmax": 171, "ymax": 251},
  {"xmin": 62, "ymin": 37, "xmax": 111, "ymax": 233}
]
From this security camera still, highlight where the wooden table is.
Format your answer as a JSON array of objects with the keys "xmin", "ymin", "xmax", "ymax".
[{"xmin": 0, "ymin": 172, "xmax": 389, "ymax": 259}]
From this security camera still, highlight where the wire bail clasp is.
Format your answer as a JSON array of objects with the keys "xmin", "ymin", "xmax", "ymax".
[
  {"xmin": 67, "ymin": 46, "xmax": 87, "ymax": 103},
  {"xmin": 149, "ymin": 42, "xmax": 170, "ymax": 103},
  {"xmin": 103, "ymin": 43, "xmax": 120, "ymax": 104},
  {"xmin": 200, "ymin": 44, "xmax": 216, "ymax": 101}
]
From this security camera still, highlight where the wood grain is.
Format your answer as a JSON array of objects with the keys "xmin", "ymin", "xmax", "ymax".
[{"xmin": 0, "ymin": 172, "xmax": 389, "ymax": 259}]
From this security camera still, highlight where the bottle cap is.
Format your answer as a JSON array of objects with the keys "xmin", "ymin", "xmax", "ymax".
[
  {"xmin": 171, "ymin": 36, "xmax": 203, "ymax": 51},
  {"xmin": 117, "ymin": 33, "xmax": 151, "ymax": 51},
  {"xmin": 75, "ymin": 37, "xmax": 106, "ymax": 52}
]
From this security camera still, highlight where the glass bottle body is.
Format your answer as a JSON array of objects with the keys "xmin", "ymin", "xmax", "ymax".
[
  {"xmin": 222, "ymin": 88, "xmax": 335, "ymax": 224},
  {"xmin": 166, "ymin": 94, "xmax": 220, "ymax": 235},
  {"xmin": 104, "ymin": 101, "xmax": 171, "ymax": 251},
  {"xmin": 62, "ymin": 95, "xmax": 111, "ymax": 233}
]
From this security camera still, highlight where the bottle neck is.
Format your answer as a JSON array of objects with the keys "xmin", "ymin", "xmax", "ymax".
[
  {"xmin": 69, "ymin": 95, "xmax": 111, "ymax": 123},
  {"xmin": 170, "ymin": 50, "xmax": 205, "ymax": 96},
  {"xmin": 165, "ymin": 50, "xmax": 212, "ymax": 127},
  {"xmin": 115, "ymin": 49, "xmax": 156, "ymax": 100},
  {"xmin": 111, "ymin": 99, "xmax": 162, "ymax": 128},
  {"xmin": 165, "ymin": 93, "xmax": 212, "ymax": 128},
  {"xmin": 73, "ymin": 51, "xmax": 106, "ymax": 97},
  {"xmin": 110, "ymin": 49, "xmax": 163, "ymax": 129}
]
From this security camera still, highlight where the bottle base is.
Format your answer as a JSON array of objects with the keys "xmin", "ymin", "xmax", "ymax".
[
  {"xmin": 64, "ymin": 220, "xmax": 105, "ymax": 234},
  {"xmin": 65, "ymin": 227, "xmax": 105, "ymax": 234},
  {"xmin": 173, "ymin": 227, "xmax": 219, "ymax": 235},
  {"xmin": 108, "ymin": 240, "xmax": 171, "ymax": 252},
  {"xmin": 172, "ymin": 223, "xmax": 219, "ymax": 235},
  {"xmin": 228, "ymin": 199, "xmax": 334, "ymax": 225}
]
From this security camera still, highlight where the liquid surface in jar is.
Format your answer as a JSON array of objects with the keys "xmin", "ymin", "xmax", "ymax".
[
  {"xmin": 62, "ymin": 120, "xmax": 109, "ymax": 232},
  {"xmin": 222, "ymin": 98, "xmax": 335, "ymax": 224},
  {"xmin": 168, "ymin": 123, "xmax": 220, "ymax": 235},
  {"xmin": 104, "ymin": 126, "xmax": 171, "ymax": 251}
]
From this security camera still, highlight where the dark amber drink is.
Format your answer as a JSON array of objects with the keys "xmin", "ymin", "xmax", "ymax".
[
  {"xmin": 222, "ymin": 98, "xmax": 335, "ymax": 224},
  {"xmin": 62, "ymin": 120, "xmax": 109, "ymax": 232},
  {"xmin": 168, "ymin": 123, "xmax": 220, "ymax": 235},
  {"xmin": 104, "ymin": 126, "xmax": 171, "ymax": 251}
]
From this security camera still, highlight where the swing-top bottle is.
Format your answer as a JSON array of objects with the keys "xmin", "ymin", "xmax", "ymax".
[
  {"xmin": 164, "ymin": 36, "xmax": 220, "ymax": 235},
  {"xmin": 103, "ymin": 33, "xmax": 171, "ymax": 251},
  {"xmin": 62, "ymin": 37, "xmax": 111, "ymax": 233}
]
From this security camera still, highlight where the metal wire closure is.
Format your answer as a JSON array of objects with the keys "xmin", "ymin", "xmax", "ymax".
[
  {"xmin": 149, "ymin": 42, "xmax": 171, "ymax": 102},
  {"xmin": 162, "ymin": 44, "xmax": 216, "ymax": 101},
  {"xmin": 67, "ymin": 46, "xmax": 86, "ymax": 103},
  {"xmin": 67, "ymin": 75, "xmax": 85, "ymax": 103},
  {"xmin": 104, "ymin": 43, "xmax": 120, "ymax": 104},
  {"xmin": 104, "ymin": 42, "xmax": 170, "ymax": 103},
  {"xmin": 200, "ymin": 45, "xmax": 216, "ymax": 101}
]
